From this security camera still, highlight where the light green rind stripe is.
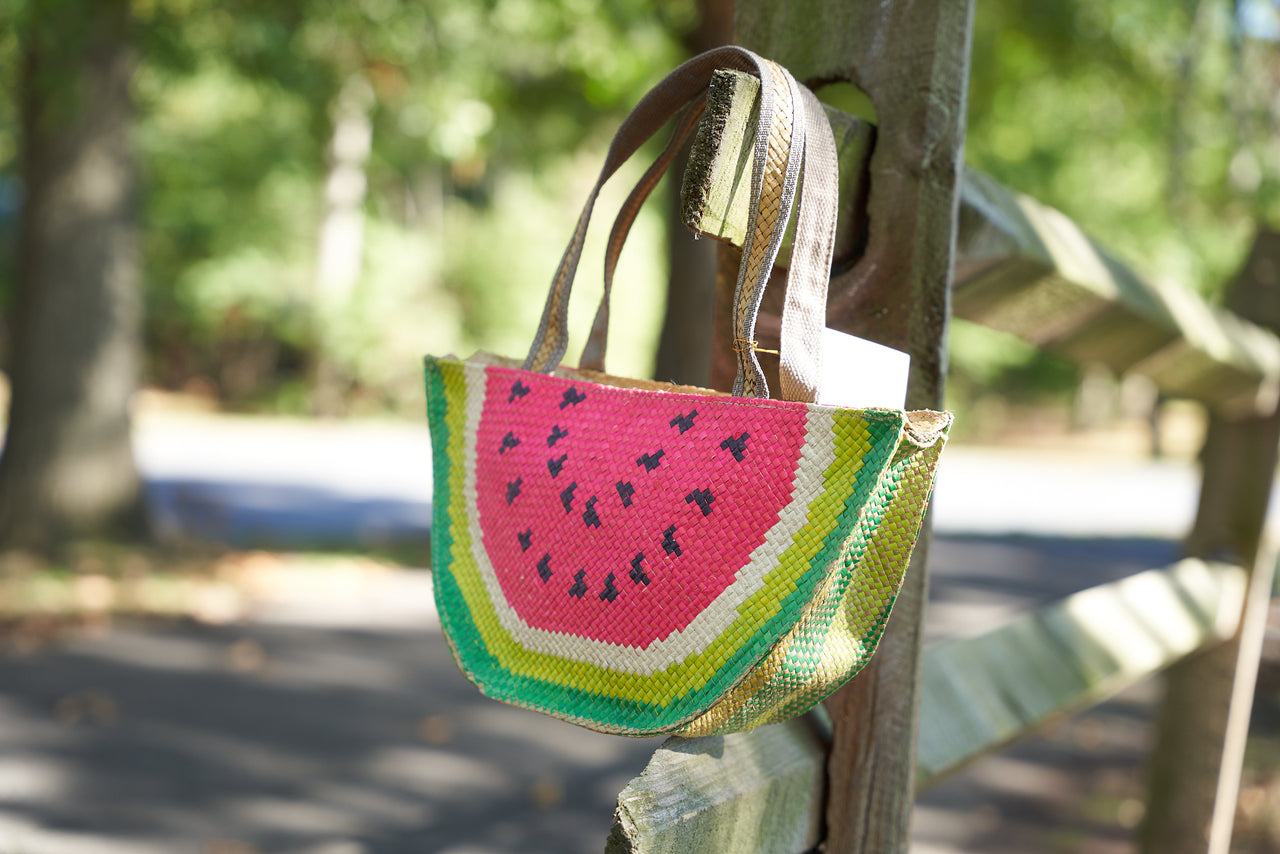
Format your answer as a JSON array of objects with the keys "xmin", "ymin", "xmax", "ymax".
[
  {"xmin": 748, "ymin": 436, "xmax": 948, "ymax": 731},
  {"xmin": 677, "ymin": 423, "xmax": 950, "ymax": 736}
]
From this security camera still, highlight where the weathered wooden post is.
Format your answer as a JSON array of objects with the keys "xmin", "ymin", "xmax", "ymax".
[
  {"xmin": 617, "ymin": 68, "xmax": 1280, "ymax": 854},
  {"xmin": 1139, "ymin": 230, "xmax": 1280, "ymax": 854},
  {"xmin": 709, "ymin": 3, "xmax": 975, "ymax": 850}
]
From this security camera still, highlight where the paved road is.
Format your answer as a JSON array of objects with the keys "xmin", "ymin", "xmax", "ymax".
[
  {"xmin": 0, "ymin": 413, "xmax": 1248, "ymax": 853},
  {"xmin": 0, "ymin": 607, "xmax": 659, "ymax": 854}
]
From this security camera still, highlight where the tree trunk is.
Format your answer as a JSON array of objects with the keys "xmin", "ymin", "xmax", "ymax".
[
  {"xmin": 0, "ymin": 0, "xmax": 147, "ymax": 552},
  {"xmin": 1139, "ymin": 229, "xmax": 1280, "ymax": 854},
  {"xmin": 311, "ymin": 72, "xmax": 374, "ymax": 416}
]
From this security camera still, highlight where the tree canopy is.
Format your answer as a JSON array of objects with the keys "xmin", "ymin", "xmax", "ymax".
[
  {"xmin": 1, "ymin": 0, "xmax": 694, "ymax": 414},
  {"xmin": 969, "ymin": 0, "xmax": 1280, "ymax": 297},
  {"xmin": 0, "ymin": 0, "xmax": 1278, "ymax": 416}
]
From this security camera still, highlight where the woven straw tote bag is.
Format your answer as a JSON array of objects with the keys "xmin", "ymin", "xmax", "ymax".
[{"xmin": 424, "ymin": 46, "xmax": 952, "ymax": 737}]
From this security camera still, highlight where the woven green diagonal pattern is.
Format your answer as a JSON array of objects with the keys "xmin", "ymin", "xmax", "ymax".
[{"xmin": 672, "ymin": 425, "xmax": 947, "ymax": 737}]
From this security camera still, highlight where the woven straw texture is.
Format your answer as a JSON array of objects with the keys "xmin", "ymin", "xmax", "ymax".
[
  {"xmin": 423, "ymin": 47, "xmax": 951, "ymax": 736},
  {"xmin": 425, "ymin": 357, "xmax": 950, "ymax": 736}
]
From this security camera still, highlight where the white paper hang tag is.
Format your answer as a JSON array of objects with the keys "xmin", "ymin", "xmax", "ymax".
[{"xmin": 817, "ymin": 327, "xmax": 910, "ymax": 410}]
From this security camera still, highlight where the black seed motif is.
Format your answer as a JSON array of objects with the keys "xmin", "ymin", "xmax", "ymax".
[
  {"xmin": 569, "ymin": 569, "xmax": 588, "ymax": 598},
  {"xmin": 599, "ymin": 573, "xmax": 619, "ymax": 602},
  {"xmin": 686, "ymin": 488, "xmax": 714, "ymax": 516},
  {"xmin": 509, "ymin": 380, "xmax": 530, "ymax": 403},
  {"xmin": 517, "ymin": 529, "xmax": 533, "ymax": 551},
  {"xmin": 505, "ymin": 478, "xmax": 522, "ymax": 505},
  {"xmin": 560, "ymin": 481, "xmax": 578, "ymax": 513},
  {"xmin": 662, "ymin": 525, "xmax": 682, "ymax": 557},
  {"xmin": 616, "ymin": 481, "xmax": 635, "ymax": 507},
  {"xmin": 560, "ymin": 387, "xmax": 587, "ymax": 409},
  {"xmin": 637, "ymin": 450, "xmax": 665, "ymax": 472},
  {"xmin": 629, "ymin": 552, "xmax": 650, "ymax": 586},
  {"xmin": 536, "ymin": 553, "xmax": 552, "ymax": 582},
  {"xmin": 547, "ymin": 454, "xmax": 568, "ymax": 478},
  {"xmin": 499, "ymin": 431, "xmax": 520, "ymax": 454},
  {"xmin": 582, "ymin": 496, "xmax": 601, "ymax": 528},
  {"xmin": 721, "ymin": 432, "xmax": 750, "ymax": 462},
  {"xmin": 547, "ymin": 425, "xmax": 569, "ymax": 447},
  {"xmin": 670, "ymin": 409, "xmax": 698, "ymax": 434}
]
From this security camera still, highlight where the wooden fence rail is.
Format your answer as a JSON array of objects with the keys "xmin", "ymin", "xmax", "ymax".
[
  {"xmin": 603, "ymin": 13, "xmax": 1280, "ymax": 850},
  {"xmin": 606, "ymin": 559, "xmax": 1250, "ymax": 853},
  {"xmin": 682, "ymin": 69, "xmax": 1280, "ymax": 417}
]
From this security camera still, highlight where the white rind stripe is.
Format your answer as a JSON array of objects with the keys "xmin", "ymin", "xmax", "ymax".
[{"xmin": 460, "ymin": 363, "xmax": 841, "ymax": 675}]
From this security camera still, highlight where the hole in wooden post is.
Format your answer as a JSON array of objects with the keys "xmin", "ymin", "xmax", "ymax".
[
  {"xmin": 814, "ymin": 82, "xmax": 878, "ymax": 126},
  {"xmin": 811, "ymin": 82, "xmax": 877, "ymax": 273}
]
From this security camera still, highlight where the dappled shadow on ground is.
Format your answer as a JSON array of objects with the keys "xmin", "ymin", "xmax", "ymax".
[
  {"xmin": 0, "ymin": 532, "xmax": 1204, "ymax": 853},
  {"xmin": 0, "ymin": 620, "xmax": 660, "ymax": 854},
  {"xmin": 927, "ymin": 533, "xmax": 1180, "ymax": 643},
  {"xmin": 913, "ymin": 685, "xmax": 1154, "ymax": 854}
]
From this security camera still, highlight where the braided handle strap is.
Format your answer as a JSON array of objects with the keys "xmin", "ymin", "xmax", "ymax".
[
  {"xmin": 776, "ymin": 81, "xmax": 838, "ymax": 402},
  {"xmin": 523, "ymin": 47, "xmax": 838, "ymax": 404}
]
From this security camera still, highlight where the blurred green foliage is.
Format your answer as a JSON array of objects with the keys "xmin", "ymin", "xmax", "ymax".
[
  {"xmin": 968, "ymin": 0, "xmax": 1280, "ymax": 296},
  {"xmin": 951, "ymin": 0, "xmax": 1280, "ymax": 418},
  {"xmin": 0, "ymin": 0, "xmax": 1278, "ymax": 416},
  {"xmin": 1, "ymin": 0, "xmax": 690, "ymax": 412}
]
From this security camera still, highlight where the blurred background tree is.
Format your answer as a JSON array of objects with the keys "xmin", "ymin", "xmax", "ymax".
[
  {"xmin": 128, "ymin": 0, "xmax": 694, "ymax": 413},
  {"xmin": 1, "ymin": 0, "xmax": 1279, "ymax": 551},
  {"xmin": 0, "ymin": 0, "xmax": 698, "ymax": 554},
  {"xmin": 0, "ymin": 0, "xmax": 147, "ymax": 551}
]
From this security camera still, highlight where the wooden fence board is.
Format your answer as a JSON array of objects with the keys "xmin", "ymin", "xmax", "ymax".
[
  {"xmin": 956, "ymin": 178, "xmax": 1280, "ymax": 416},
  {"xmin": 917, "ymin": 642, "xmax": 1022, "ymax": 768},
  {"xmin": 605, "ymin": 558, "xmax": 1247, "ymax": 852},
  {"xmin": 916, "ymin": 559, "xmax": 1246, "ymax": 785},
  {"xmin": 604, "ymin": 718, "xmax": 828, "ymax": 854},
  {"xmin": 679, "ymin": 71, "xmax": 1280, "ymax": 415}
]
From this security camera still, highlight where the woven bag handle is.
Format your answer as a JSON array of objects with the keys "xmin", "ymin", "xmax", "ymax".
[
  {"xmin": 524, "ymin": 48, "xmax": 838, "ymax": 403},
  {"xmin": 578, "ymin": 70, "xmax": 836, "ymax": 403},
  {"xmin": 522, "ymin": 46, "xmax": 769, "ymax": 376},
  {"xmin": 576, "ymin": 99, "xmax": 706, "ymax": 374},
  {"xmin": 775, "ymin": 82, "xmax": 838, "ymax": 402},
  {"xmin": 730, "ymin": 62, "xmax": 838, "ymax": 401}
]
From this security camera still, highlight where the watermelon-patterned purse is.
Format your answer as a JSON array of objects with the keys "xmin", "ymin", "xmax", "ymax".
[{"xmin": 425, "ymin": 47, "xmax": 951, "ymax": 737}]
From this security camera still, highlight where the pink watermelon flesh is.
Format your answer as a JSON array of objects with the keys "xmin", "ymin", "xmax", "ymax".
[{"xmin": 475, "ymin": 367, "xmax": 808, "ymax": 649}]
